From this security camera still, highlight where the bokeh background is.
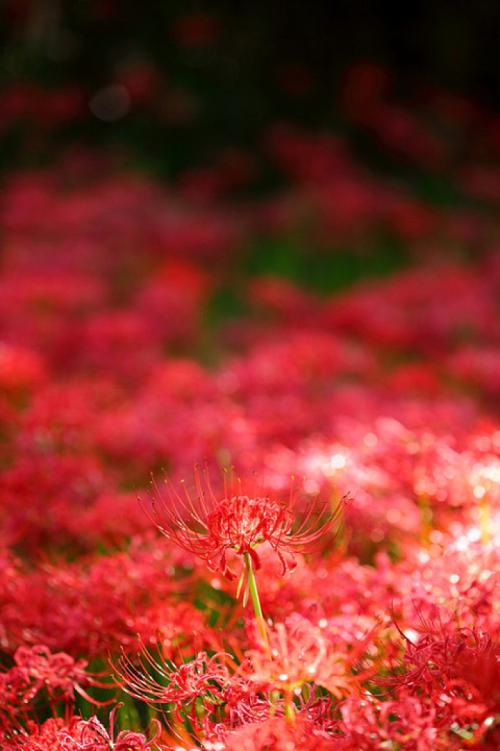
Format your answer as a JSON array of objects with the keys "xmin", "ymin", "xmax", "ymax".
[
  {"xmin": 1, "ymin": 4, "xmax": 500, "ymax": 748},
  {"xmin": 2, "ymin": 1, "xmax": 499, "ymax": 295}
]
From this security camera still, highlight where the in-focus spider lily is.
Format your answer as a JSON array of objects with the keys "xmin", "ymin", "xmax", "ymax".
[
  {"xmin": 143, "ymin": 466, "xmax": 344, "ymax": 581},
  {"xmin": 143, "ymin": 466, "xmax": 345, "ymax": 657}
]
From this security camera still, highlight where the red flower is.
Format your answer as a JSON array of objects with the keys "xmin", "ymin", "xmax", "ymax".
[
  {"xmin": 0, "ymin": 645, "xmax": 113, "ymax": 733},
  {"xmin": 144, "ymin": 467, "xmax": 343, "ymax": 580},
  {"xmin": 223, "ymin": 712, "xmax": 339, "ymax": 751},
  {"xmin": 397, "ymin": 623, "xmax": 500, "ymax": 716},
  {"xmin": 70, "ymin": 704, "xmax": 159, "ymax": 751},
  {"xmin": 117, "ymin": 649, "xmax": 229, "ymax": 707},
  {"xmin": 116, "ymin": 649, "xmax": 231, "ymax": 733},
  {"xmin": 5, "ymin": 707, "xmax": 158, "ymax": 751}
]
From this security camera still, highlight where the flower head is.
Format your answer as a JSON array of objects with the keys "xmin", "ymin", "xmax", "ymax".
[
  {"xmin": 397, "ymin": 621, "xmax": 500, "ymax": 714},
  {"xmin": 70, "ymin": 704, "xmax": 159, "ymax": 751},
  {"xmin": 116, "ymin": 648, "xmax": 230, "ymax": 732},
  {"xmin": 144, "ymin": 466, "xmax": 343, "ymax": 580}
]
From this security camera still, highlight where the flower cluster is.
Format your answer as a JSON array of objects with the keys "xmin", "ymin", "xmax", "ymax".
[{"xmin": 0, "ymin": 70, "xmax": 499, "ymax": 751}]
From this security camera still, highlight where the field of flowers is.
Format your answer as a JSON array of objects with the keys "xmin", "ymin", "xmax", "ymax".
[{"xmin": 0, "ymin": 68, "xmax": 499, "ymax": 750}]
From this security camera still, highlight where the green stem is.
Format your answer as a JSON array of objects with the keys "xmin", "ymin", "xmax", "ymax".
[
  {"xmin": 284, "ymin": 692, "xmax": 296, "ymax": 724},
  {"xmin": 243, "ymin": 552, "xmax": 269, "ymax": 651}
]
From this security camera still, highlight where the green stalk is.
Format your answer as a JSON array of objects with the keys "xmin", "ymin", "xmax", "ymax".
[
  {"xmin": 243, "ymin": 552, "xmax": 269, "ymax": 652},
  {"xmin": 284, "ymin": 691, "xmax": 296, "ymax": 724}
]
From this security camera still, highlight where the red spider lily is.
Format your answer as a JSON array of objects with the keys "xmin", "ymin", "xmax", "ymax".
[
  {"xmin": 116, "ymin": 648, "xmax": 230, "ymax": 728},
  {"xmin": 340, "ymin": 691, "xmax": 452, "ymax": 751},
  {"xmin": 221, "ymin": 678, "xmax": 274, "ymax": 727},
  {"xmin": 68, "ymin": 704, "xmax": 160, "ymax": 751},
  {"xmin": 243, "ymin": 614, "xmax": 375, "ymax": 700},
  {"xmin": 12, "ymin": 645, "xmax": 113, "ymax": 706},
  {"xmin": 144, "ymin": 467, "xmax": 343, "ymax": 580},
  {"xmin": 222, "ymin": 711, "xmax": 340, "ymax": 751},
  {"xmin": 0, "ymin": 646, "xmax": 114, "ymax": 733},
  {"xmin": 0, "ymin": 717, "xmax": 80, "ymax": 751},
  {"xmin": 1, "ymin": 708, "xmax": 159, "ymax": 751},
  {"xmin": 396, "ymin": 622, "xmax": 500, "ymax": 715}
]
